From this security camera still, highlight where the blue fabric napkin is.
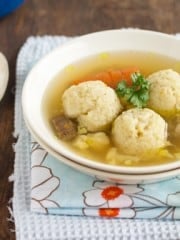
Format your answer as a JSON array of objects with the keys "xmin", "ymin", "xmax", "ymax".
[{"xmin": 31, "ymin": 141, "xmax": 180, "ymax": 219}]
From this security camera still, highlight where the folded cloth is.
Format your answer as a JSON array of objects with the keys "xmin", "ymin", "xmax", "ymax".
[
  {"xmin": 31, "ymin": 142, "xmax": 180, "ymax": 219},
  {"xmin": 14, "ymin": 35, "xmax": 180, "ymax": 240}
]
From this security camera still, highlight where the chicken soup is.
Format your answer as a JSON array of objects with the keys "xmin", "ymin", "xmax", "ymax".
[{"xmin": 43, "ymin": 51, "xmax": 180, "ymax": 167}]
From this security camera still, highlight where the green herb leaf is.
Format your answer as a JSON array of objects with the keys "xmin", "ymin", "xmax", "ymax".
[{"xmin": 116, "ymin": 72, "xmax": 150, "ymax": 108}]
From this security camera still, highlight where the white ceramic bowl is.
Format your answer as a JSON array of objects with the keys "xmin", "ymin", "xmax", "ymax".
[{"xmin": 22, "ymin": 29, "xmax": 180, "ymax": 183}]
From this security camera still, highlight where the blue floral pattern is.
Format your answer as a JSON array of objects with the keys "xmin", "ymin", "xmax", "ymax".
[{"xmin": 30, "ymin": 142, "xmax": 180, "ymax": 219}]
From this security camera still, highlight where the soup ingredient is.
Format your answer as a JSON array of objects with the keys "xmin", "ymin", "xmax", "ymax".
[
  {"xmin": 116, "ymin": 72, "xmax": 150, "ymax": 108},
  {"xmin": 52, "ymin": 115, "xmax": 77, "ymax": 140},
  {"xmin": 62, "ymin": 80, "xmax": 122, "ymax": 132},
  {"xmin": 175, "ymin": 152, "xmax": 180, "ymax": 159},
  {"xmin": 73, "ymin": 132, "xmax": 110, "ymax": 151},
  {"xmin": 168, "ymin": 114, "xmax": 180, "ymax": 139},
  {"xmin": 175, "ymin": 123, "xmax": 180, "ymax": 138},
  {"xmin": 73, "ymin": 67, "xmax": 139, "ymax": 88},
  {"xmin": 147, "ymin": 69, "xmax": 180, "ymax": 116},
  {"xmin": 157, "ymin": 148, "xmax": 174, "ymax": 159},
  {"xmin": 106, "ymin": 147, "xmax": 140, "ymax": 166},
  {"xmin": 112, "ymin": 108, "xmax": 168, "ymax": 155},
  {"xmin": 0, "ymin": 52, "xmax": 9, "ymax": 101},
  {"xmin": 106, "ymin": 147, "xmax": 174, "ymax": 166}
]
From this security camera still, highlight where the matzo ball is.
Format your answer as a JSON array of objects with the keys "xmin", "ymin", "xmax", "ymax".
[
  {"xmin": 62, "ymin": 80, "xmax": 122, "ymax": 132},
  {"xmin": 112, "ymin": 108, "xmax": 168, "ymax": 155},
  {"xmin": 147, "ymin": 69, "xmax": 180, "ymax": 116}
]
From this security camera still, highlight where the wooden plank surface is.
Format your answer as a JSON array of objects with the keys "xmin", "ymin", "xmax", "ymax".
[{"xmin": 0, "ymin": 0, "xmax": 179, "ymax": 239}]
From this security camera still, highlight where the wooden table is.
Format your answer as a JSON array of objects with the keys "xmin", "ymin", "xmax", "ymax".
[{"xmin": 0, "ymin": 0, "xmax": 179, "ymax": 239}]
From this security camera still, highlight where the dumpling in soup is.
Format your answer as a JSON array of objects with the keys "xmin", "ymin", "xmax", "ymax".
[
  {"xmin": 112, "ymin": 108, "xmax": 168, "ymax": 155},
  {"xmin": 147, "ymin": 69, "xmax": 180, "ymax": 116},
  {"xmin": 62, "ymin": 80, "xmax": 123, "ymax": 132}
]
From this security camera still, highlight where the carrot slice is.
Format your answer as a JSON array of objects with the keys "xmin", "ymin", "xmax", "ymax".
[
  {"xmin": 72, "ymin": 71, "xmax": 111, "ymax": 85},
  {"xmin": 108, "ymin": 70, "xmax": 123, "ymax": 88},
  {"xmin": 120, "ymin": 67, "xmax": 140, "ymax": 85},
  {"xmin": 73, "ymin": 66, "xmax": 139, "ymax": 88},
  {"xmin": 94, "ymin": 71, "xmax": 112, "ymax": 86}
]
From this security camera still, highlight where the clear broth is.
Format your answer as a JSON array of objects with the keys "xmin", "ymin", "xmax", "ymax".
[{"xmin": 43, "ymin": 51, "xmax": 180, "ymax": 167}]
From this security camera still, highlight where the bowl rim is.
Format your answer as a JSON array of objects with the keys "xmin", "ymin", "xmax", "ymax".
[
  {"xmin": 22, "ymin": 28, "xmax": 180, "ymax": 175},
  {"xmin": 24, "ymin": 113, "xmax": 180, "ymax": 182}
]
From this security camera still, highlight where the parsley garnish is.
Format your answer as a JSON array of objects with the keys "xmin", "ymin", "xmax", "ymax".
[{"xmin": 116, "ymin": 72, "xmax": 150, "ymax": 108}]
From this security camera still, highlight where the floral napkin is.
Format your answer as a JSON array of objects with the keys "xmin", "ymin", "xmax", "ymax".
[
  {"xmin": 31, "ymin": 141, "xmax": 180, "ymax": 219},
  {"xmin": 29, "ymin": 33, "xmax": 180, "ymax": 220}
]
